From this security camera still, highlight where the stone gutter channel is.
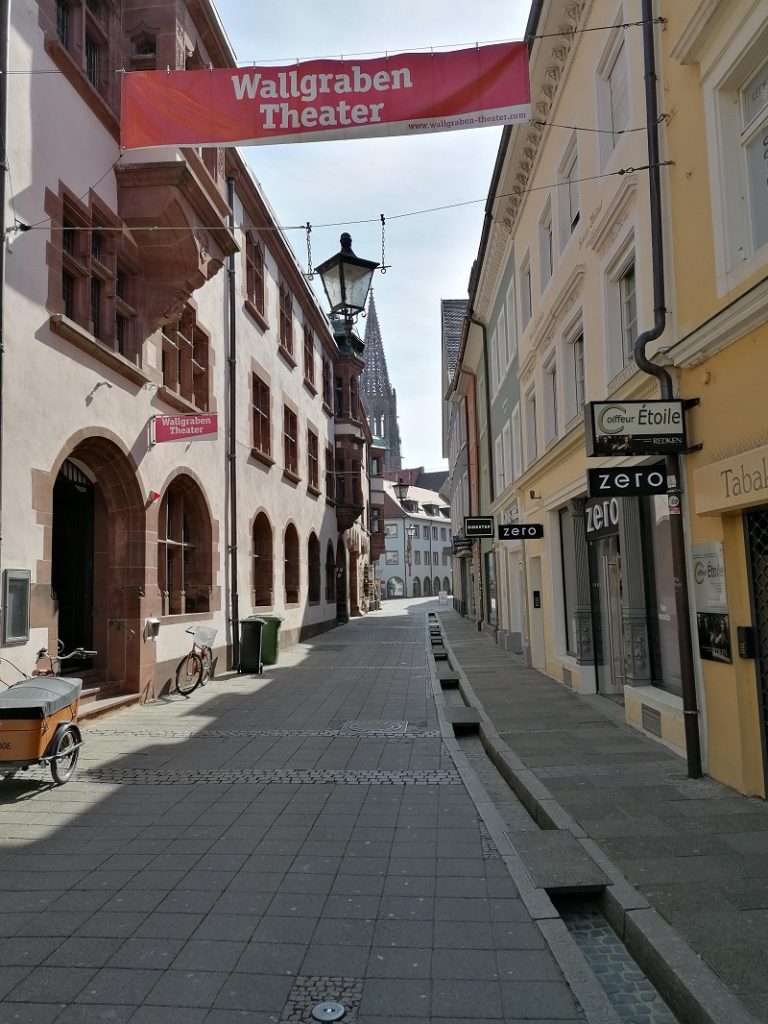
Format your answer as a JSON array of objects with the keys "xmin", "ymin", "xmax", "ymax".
[{"xmin": 426, "ymin": 614, "xmax": 756, "ymax": 1024}]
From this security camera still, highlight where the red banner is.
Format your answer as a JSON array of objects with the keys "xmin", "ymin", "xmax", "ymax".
[
  {"xmin": 153, "ymin": 413, "xmax": 218, "ymax": 444},
  {"xmin": 121, "ymin": 43, "xmax": 530, "ymax": 150}
]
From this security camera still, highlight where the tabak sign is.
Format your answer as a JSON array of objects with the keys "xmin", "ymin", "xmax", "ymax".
[
  {"xmin": 121, "ymin": 43, "xmax": 531, "ymax": 150},
  {"xmin": 585, "ymin": 401, "xmax": 686, "ymax": 457},
  {"xmin": 153, "ymin": 413, "xmax": 218, "ymax": 444}
]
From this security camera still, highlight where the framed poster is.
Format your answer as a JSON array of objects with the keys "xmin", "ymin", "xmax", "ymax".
[{"xmin": 691, "ymin": 542, "xmax": 732, "ymax": 663}]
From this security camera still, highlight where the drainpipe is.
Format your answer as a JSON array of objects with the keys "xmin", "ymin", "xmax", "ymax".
[
  {"xmin": 635, "ymin": 0, "xmax": 701, "ymax": 778},
  {"xmin": 226, "ymin": 177, "xmax": 240, "ymax": 670},
  {"xmin": 0, "ymin": 0, "xmax": 9, "ymax": 605},
  {"xmin": 468, "ymin": 316, "xmax": 492, "ymax": 630}
]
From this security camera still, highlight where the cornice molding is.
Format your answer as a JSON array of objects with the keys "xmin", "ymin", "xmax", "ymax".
[
  {"xmin": 669, "ymin": 0, "xmax": 723, "ymax": 65},
  {"xmin": 667, "ymin": 276, "xmax": 768, "ymax": 369},
  {"xmin": 584, "ymin": 175, "xmax": 638, "ymax": 255}
]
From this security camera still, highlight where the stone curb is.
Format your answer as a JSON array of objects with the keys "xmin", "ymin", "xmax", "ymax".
[{"xmin": 434, "ymin": 617, "xmax": 760, "ymax": 1024}]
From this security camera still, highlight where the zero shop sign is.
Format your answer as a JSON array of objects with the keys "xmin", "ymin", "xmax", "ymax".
[
  {"xmin": 587, "ymin": 464, "xmax": 667, "ymax": 498},
  {"xmin": 498, "ymin": 523, "xmax": 544, "ymax": 540},
  {"xmin": 153, "ymin": 413, "xmax": 218, "ymax": 444},
  {"xmin": 464, "ymin": 516, "xmax": 494, "ymax": 538},
  {"xmin": 586, "ymin": 497, "xmax": 620, "ymax": 537},
  {"xmin": 585, "ymin": 401, "xmax": 686, "ymax": 456}
]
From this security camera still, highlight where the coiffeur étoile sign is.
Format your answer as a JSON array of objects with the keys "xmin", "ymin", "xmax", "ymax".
[{"xmin": 120, "ymin": 44, "xmax": 531, "ymax": 150}]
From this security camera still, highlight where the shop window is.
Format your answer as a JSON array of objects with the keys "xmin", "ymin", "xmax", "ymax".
[
  {"xmin": 246, "ymin": 233, "xmax": 266, "ymax": 319},
  {"xmin": 284, "ymin": 524, "xmax": 299, "ymax": 603},
  {"xmin": 303, "ymin": 326, "xmax": 315, "ymax": 388},
  {"xmin": 283, "ymin": 406, "xmax": 298, "ymax": 477},
  {"xmin": 307, "ymin": 429, "xmax": 319, "ymax": 490},
  {"xmin": 162, "ymin": 308, "xmax": 210, "ymax": 410},
  {"xmin": 252, "ymin": 512, "xmax": 273, "ymax": 606},
  {"xmin": 559, "ymin": 506, "xmax": 578, "ymax": 656},
  {"xmin": 325, "ymin": 544, "xmax": 335, "ymax": 598},
  {"xmin": 279, "ymin": 285, "xmax": 294, "ymax": 358},
  {"xmin": 158, "ymin": 476, "xmax": 212, "ymax": 616},
  {"xmin": 252, "ymin": 374, "xmax": 271, "ymax": 459},
  {"xmin": 308, "ymin": 533, "xmax": 321, "ymax": 603}
]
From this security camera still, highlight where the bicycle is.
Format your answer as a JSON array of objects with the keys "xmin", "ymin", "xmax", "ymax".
[{"xmin": 176, "ymin": 626, "xmax": 215, "ymax": 696}]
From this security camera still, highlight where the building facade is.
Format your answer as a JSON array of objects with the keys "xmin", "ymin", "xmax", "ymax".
[
  {"xmin": 3, "ymin": 0, "xmax": 378, "ymax": 708},
  {"xmin": 379, "ymin": 483, "xmax": 452, "ymax": 600}
]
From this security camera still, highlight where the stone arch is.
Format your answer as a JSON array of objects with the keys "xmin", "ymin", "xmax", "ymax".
[
  {"xmin": 252, "ymin": 511, "xmax": 274, "ymax": 606},
  {"xmin": 412, "ymin": 577, "xmax": 422, "ymax": 597},
  {"xmin": 308, "ymin": 532, "xmax": 321, "ymax": 603},
  {"xmin": 284, "ymin": 522, "xmax": 300, "ymax": 604},
  {"xmin": 424, "ymin": 577, "xmax": 432, "ymax": 596}
]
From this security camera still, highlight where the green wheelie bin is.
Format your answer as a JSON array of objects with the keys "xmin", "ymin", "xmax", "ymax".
[{"xmin": 260, "ymin": 615, "xmax": 283, "ymax": 666}]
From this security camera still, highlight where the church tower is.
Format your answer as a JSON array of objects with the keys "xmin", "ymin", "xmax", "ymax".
[{"xmin": 360, "ymin": 293, "xmax": 402, "ymax": 472}]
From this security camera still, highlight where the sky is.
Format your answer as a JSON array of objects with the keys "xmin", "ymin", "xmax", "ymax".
[{"xmin": 212, "ymin": 1, "xmax": 531, "ymax": 471}]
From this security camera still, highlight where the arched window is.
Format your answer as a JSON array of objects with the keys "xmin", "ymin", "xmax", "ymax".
[
  {"xmin": 387, "ymin": 577, "xmax": 404, "ymax": 598},
  {"xmin": 284, "ymin": 524, "xmax": 299, "ymax": 604},
  {"xmin": 412, "ymin": 577, "xmax": 421, "ymax": 597},
  {"xmin": 308, "ymin": 533, "xmax": 321, "ymax": 603},
  {"xmin": 325, "ymin": 541, "xmax": 336, "ymax": 602},
  {"xmin": 434, "ymin": 576, "xmax": 440, "ymax": 596},
  {"xmin": 443, "ymin": 576, "xmax": 451, "ymax": 594},
  {"xmin": 423, "ymin": 577, "xmax": 432, "ymax": 596},
  {"xmin": 158, "ymin": 475, "xmax": 212, "ymax": 616},
  {"xmin": 253, "ymin": 513, "xmax": 273, "ymax": 606}
]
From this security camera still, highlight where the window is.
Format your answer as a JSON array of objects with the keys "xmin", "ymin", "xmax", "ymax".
[
  {"xmin": 511, "ymin": 404, "xmax": 522, "ymax": 480},
  {"xmin": 303, "ymin": 327, "xmax": 315, "ymax": 388},
  {"xmin": 505, "ymin": 279, "xmax": 518, "ymax": 363},
  {"xmin": 442, "ymin": 553, "xmax": 449, "ymax": 566},
  {"xmin": 283, "ymin": 407, "xmax": 298, "ymax": 476},
  {"xmin": 525, "ymin": 388, "xmax": 538, "ymax": 466},
  {"xmin": 432, "ymin": 526, "xmax": 438, "ymax": 540},
  {"xmin": 253, "ymin": 512, "xmax": 273, "ymax": 606},
  {"xmin": 502, "ymin": 421, "xmax": 513, "ymax": 488},
  {"xmin": 322, "ymin": 358, "xmax": 333, "ymax": 408},
  {"xmin": 742, "ymin": 57, "xmax": 768, "ymax": 252},
  {"xmin": 158, "ymin": 476, "xmax": 212, "ymax": 616},
  {"xmin": 494, "ymin": 435, "xmax": 505, "ymax": 496},
  {"xmin": 326, "ymin": 444, "xmax": 335, "ymax": 500},
  {"xmin": 441, "ymin": 528, "xmax": 447, "ymax": 541},
  {"xmin": 559, "ymin": 141, "xmax": 580, "ymax": 244},
  {"xmin": 252, "ymin": 375, "xmax": 271, "ymax": 458},
  {"xmin": 279, "ymin": 285, "xmax": 294, "ymax": 357},
  {"xmin": 608, "ymin": 37, "xmax": 630, "ymax": 146},
  {"xmin": 386, "ymin": 551, "xmax": 399, "ymax": 565},
  {"xmin": 565, "ymin": 329, "xmax": 585, "ymax": 422},
  {"xmin": 56, "ymin": 0, "xmax": 70, "ymax": 46},
  {"xmin": 308, "ymin": 533, "xmax": 321, "ymax": 603},
  {"xmin": 384, "ymin": 523, "xmax": 399, "ymax": 537},
  {"xmin": 520, "ymin": 253, "xmax": 532, "ymax": 328},
  {"xmin": 539, "ymin": 202, "xmax": 554, "ymax": 290},
  {"xmin": 307, "ymin": 429, "xmax": 319, "ymax": 490},
  {"xmin": 619, "ymin": 262, "xmax": 637, "ymax": 365},
  {"xmin": 370, "ymin": 505, "xmax": 381, "ymax": 534},
  {"xmin": 284, "ymin": 524, "xmax": 300, "ymax": 603},
  {"xmin": 3, "ymin": 569, "xmax": 31, "ymax": 645},
  {"xmin": 414, "ymin": 550, "xmax": 421, "ymax": 565},
  {"xmin": 544, "ymin": 356, "xmax": 559, "ymax": 444},
  {"xmin": 162, "ymin": 309, "xmax": 210, "ymax": 410},
  {"xmin": 246, "ymin": 233, "xmax": 265, "ymax": 317}
]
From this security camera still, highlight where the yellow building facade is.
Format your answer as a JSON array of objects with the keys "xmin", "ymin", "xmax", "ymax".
[{"xmin": 662, "ymin": 0, "xmax": 768, "ymax": 796}]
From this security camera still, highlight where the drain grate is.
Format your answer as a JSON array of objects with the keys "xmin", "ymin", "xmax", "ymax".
[{"xmin": 281, "ymin": 977, "xmax": 362, "ymax": 1022}]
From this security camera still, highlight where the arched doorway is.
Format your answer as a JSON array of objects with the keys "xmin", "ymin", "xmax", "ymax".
[
  {"xmin": 412, "ymin": 577, "xmax": 422, "ymax": 597},
  {"xmin": 387, "ymin": 576, "xmax": 404, "ymax": 598},
  {"xmin": 49, "ymin": 439, "xmax": 145, "ymax": 690},
  {"xmin": 443, "ymin": 576, "xmax": 451, "ymax": 593},
  {"xmin": 433, "ymin": 576, "xmax": 440, "ymax": 596},
  {"xmin": 424, "ymin": 577, "xmax": 432, "ymax": 596}
]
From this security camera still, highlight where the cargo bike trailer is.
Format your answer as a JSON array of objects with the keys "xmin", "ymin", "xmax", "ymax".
[{"xmin": 0, "ymin": 647, "xmax": 93, "ymax": 786}]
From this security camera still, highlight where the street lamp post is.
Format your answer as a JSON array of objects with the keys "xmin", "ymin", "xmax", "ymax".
[
  {"xmin": 393, "ymin": 479, "xmax": 410, "ymax": 598},
  {"xmin": 314, "ymin": 233, "xmax": 380, "ymax": 342},
  {"xmin": 406, "ymin": 523, "xmax": 417, "ymax": 598}
]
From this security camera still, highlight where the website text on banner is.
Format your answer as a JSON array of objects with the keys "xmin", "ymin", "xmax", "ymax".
[{"xmin": 120, "ymin": 43, "xmax": 531, "ymax": 150}]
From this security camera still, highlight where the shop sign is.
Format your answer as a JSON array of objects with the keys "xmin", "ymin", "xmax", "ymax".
[
  {"xmin": 153, "ymin": 413, "xmax": 218, "ymax": 444},
  {"xmin": 498, "ymin": 523, "xmax": 544, "ymax": 540},
  {"xmin": 585, "ymin": 496, "xmax": 620, "ymax": 539},
  {"xmin": 691, "ymin": 542, "xmax": 732, "ymax": 664},
  {"xmin": 693, "ymin": 442, "xmax": 768, "ymax": 515},
  {"xmin": 464, "ymin": 516, "xmax": 494, "ymax": 538},
  {"xmin": 587, "ymin": 463, "xmax": 667, "ymax": 498},
  {"xmin": 585, "ymin": 401, "xmax": 686, "ymax": 456},
  {"xmin": 452, "ymin": 535, "xmax": 473, "ymax": 554}
]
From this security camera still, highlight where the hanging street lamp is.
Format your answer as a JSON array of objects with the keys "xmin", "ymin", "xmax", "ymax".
[{"xmin": 314, "ymin": 233, "xmax": 380, "ymax": 342}]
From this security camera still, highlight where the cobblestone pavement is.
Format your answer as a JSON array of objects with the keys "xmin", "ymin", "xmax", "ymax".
[{"xmin": 1, "ymin": 602, "xmax": 592, "ymax": 1024}]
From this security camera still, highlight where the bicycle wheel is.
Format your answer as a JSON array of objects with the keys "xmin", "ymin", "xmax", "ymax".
[
  {"xmin": 176, "ymin": 652, "xmax": 204, "ymax": 695},
  {"xmin": 50, "ymin": 728, "xmax": 80, "ymax": 785},
  {"xmin": 200, "ymin": 647, "xmax": 213, "ymax": 684}
]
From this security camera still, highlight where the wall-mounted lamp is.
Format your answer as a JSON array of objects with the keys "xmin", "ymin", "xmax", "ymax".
[
  {"xmin": 529, "ymin": 490, "xmax": 541, "ymax": 500},
  {"xmin": 147, "ymin": 490, "xmax": 161, "ymax": 504}
]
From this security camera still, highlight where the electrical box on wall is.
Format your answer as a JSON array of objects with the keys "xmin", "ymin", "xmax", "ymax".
[
  {"xmin": 737, "ymin": 626, "xmax": 755, "ymax": 659},
  {"xmin": 145, "ymin": 617, "xmax": 161, "ymax": 641}
]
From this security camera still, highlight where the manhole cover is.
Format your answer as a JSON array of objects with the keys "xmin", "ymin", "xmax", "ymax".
[
  {"xmin": 312, "ymin": 1003, "xmax": 345, "ymax": 1021},
  {"xmin": 340, "ymin": 719, "xmax": 408, "ymax": 737}
]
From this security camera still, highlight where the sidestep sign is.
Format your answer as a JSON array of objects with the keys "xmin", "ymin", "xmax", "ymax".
[{"xmin": 464, "ymin": 517, "xmax": 494, "ymax": 538}]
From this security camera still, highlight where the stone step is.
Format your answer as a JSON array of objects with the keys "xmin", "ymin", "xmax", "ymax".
[
  {"xmin": 437, "ymin": 668, "xmax": 460, "ymax": 689},
  {"xmin": 80, "ymin": 682, "xmax": 126, "ymax": 706},
  {"xmin": 444, "ymin": 706, "xmax": 481, "ymax": 735},
  {"xmin": 78, "ymin": 692, "xmax": 140, "ymax": 723}
]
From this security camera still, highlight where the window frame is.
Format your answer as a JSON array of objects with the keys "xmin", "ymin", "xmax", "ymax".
[
  {"xmin": 252, "ymin": 373, "xmax": 272, "ymax": 460},
  {"xmin": 283, "ymin": 405, "xmax": 299, "ymax": 477}
]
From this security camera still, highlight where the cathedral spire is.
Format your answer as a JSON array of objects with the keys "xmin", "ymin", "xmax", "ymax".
[{"xmin": 360, "ymin": 293, "xmax": 402, "ymax": 472}]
